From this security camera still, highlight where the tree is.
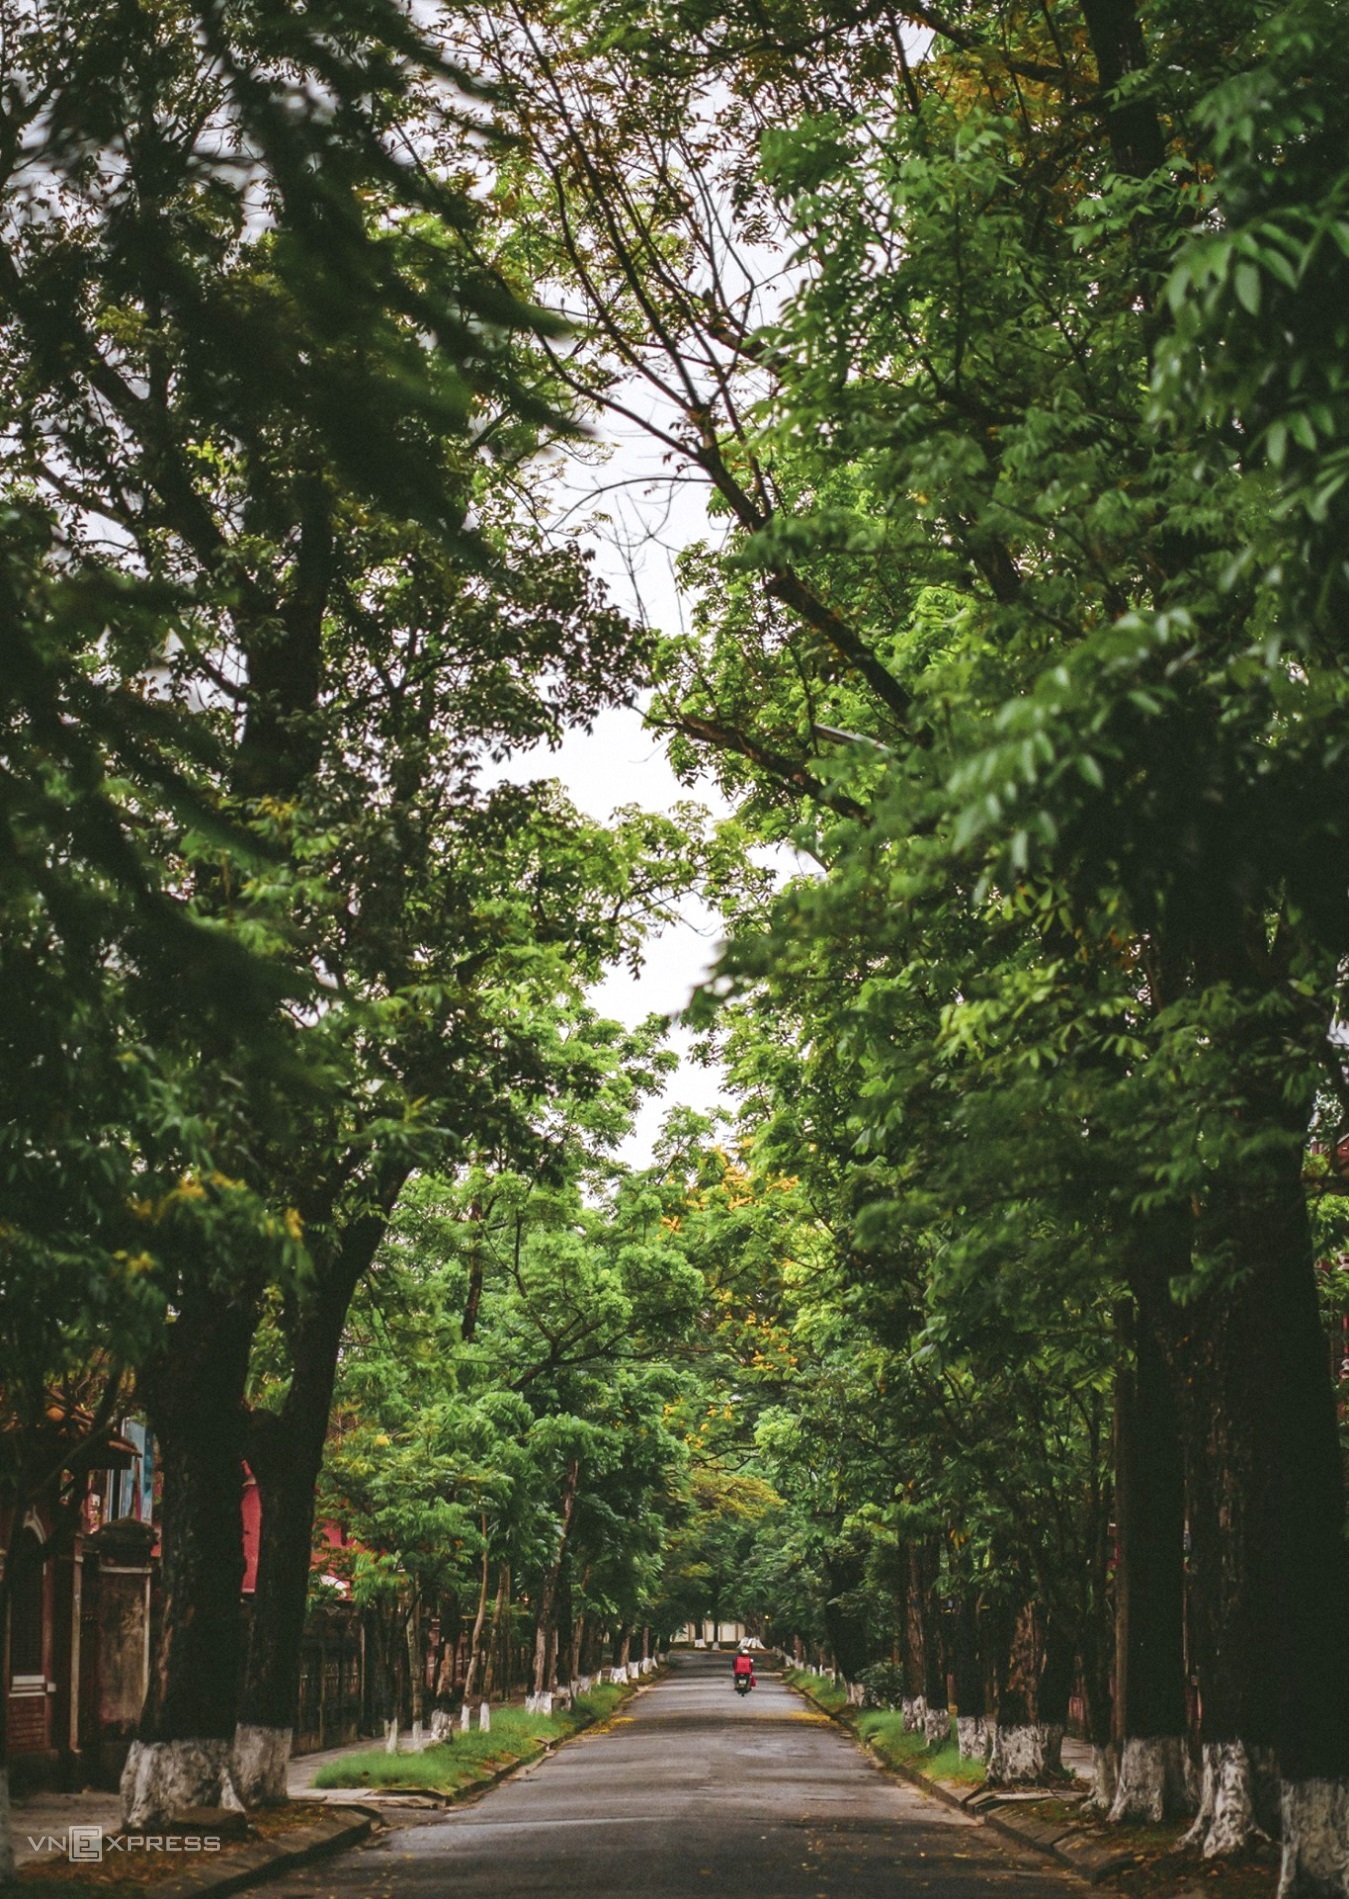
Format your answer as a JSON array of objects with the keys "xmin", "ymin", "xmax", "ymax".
[
  {"xmin": 0, "ymin": 0, "xmax": 691, "ymax": 1825},
  {"xmin": 478, "ymin": 0, "xmax": 1349, "ymax": 1876}
]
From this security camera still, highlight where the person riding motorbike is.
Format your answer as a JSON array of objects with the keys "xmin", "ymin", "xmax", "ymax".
[{"xmin": 732, "ymin": 1648, "xmax": 756, "ymax": 1692}]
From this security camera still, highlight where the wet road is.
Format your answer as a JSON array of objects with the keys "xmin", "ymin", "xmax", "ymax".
[{"xmin": 290, "ymin": 1654, "xmax": 1077, "ymax": 1898}]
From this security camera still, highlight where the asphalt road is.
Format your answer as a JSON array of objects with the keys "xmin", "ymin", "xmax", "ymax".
[{"xmin": 290, "ymin": 1654, "xmax": 1079, "ymax": 1899}]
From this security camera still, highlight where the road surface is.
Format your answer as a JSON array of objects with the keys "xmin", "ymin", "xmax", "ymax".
[{"xmin": 285, "ymin": 1654, "xmax": 1079, "ymax": 1898}]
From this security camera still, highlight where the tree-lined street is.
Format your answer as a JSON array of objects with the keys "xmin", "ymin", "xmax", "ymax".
[
  {"xmin": 287, "ymin": 1657, "xmax": 1074, "ymax": 1899},
  {"xmin": 3, "ymin": 0, "xmax": 1349, "ymax": 1894}
]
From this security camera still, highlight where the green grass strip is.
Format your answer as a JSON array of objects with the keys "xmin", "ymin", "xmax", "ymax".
[
  {"xmin": 784, "ymin": 1670, "xmax": 986, "ymax": 1788},
  {"xmin": 310, "ymin": 1684, "xmax": 631, "ymax": 1797},
  {"xmin": 855, "ymin": 1711, "xmax": 987, "ymax": 1786}
]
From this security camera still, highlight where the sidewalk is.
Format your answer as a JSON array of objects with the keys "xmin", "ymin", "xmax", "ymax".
[
  {"xmin": 1062, "ymin": 1737, "xmax": 1095, "ymax": 1783},
  {"xmin": 12, "ymin": 1792, "xmax": 123, "ymax": 1869},
  {"xmin": 286, "ymin": 1736, "xmax": 382, "ymax": 1799}
]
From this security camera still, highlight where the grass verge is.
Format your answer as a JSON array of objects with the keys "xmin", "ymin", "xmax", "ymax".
[
  {"xmin": 854, "ymin": 1712, "xmax": 987, "ymax": 1787},
  {"xmin": 781, "ymin": 1668, "xmax": 851, "ymax": 1717},
  {"xmin": 311, "ymin": 1681, "xmax": 633, "ymax": 1797}
]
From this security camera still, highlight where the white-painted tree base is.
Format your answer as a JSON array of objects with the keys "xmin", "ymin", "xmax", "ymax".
[
  {"xmin": 902, "ymin": 1696, "xmax": 926, "ymax": 1733},
  {"xmin": 1108, "ymin": 1736, "xmax": 1196, "ymax": 1824},
  {"xmin": 0, "ymin": 1766, "xmax": 15, "ymax": 1885},
  {"xmin": 987, "ymin": 1723, "xmax": 1053, "ymax": 1786},
  {"xmin": 846, "ymin": 1681, "xmax": 865, "ymax": 1708},
  {"xmin": 121, "ymin": 1739, "xmax": 245, "ymax": 1828},
  {"xmin": 1084, "ymin": 1743, "xmax": 1120, "ymax": 1816},
  {"xmin": 957, "ymin": 1716, "xmax": 990, "ymax": 1762},
  {"xmin": 1182, "ymin": 1741, "xmax": 1279, "ymax": 1857},
  {"xmin": 231, "ymin": 1725, "xmax": 292, "ymax": 1807},
  {"xmin": 479, "ymin": 1702, "xmax": 491, "ymax": 1733},
  {"xmin": 925, "ymin": 1706, "xmax": 952, "ymax": 1748},
  {"xmin": 1279, "ymin": 1777, "xmax": 1349, "ymax": 1898},
  {"xmin": 384, "ymin": 1720, "xmax": 399, "ymax": 1754}
]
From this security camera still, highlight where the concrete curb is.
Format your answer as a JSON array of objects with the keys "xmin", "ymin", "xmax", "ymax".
[{"xmin": 783, "ymin": 1674, "xmax": 1132, "ymax": 1887}]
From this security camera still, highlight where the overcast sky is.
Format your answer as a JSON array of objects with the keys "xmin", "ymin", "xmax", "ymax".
[
  {"xmin": 495, "ymin": 434, "xmax": 743, "ymax": 1168},
  {"xmin": 506, "ymin": 702, "xmax": 733, "ymax": 1167}
]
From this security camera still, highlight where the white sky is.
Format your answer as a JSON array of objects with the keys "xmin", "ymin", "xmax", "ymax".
[
  {"xmin": 510, "ymin": 703, "xmax": 734, "ymax": 1167},
  {"xmin": 499, "ymin": 433, "xmax": 743, "ymax": 1168}
]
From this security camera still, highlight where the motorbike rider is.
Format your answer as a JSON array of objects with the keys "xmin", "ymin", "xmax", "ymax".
[{"xmin": 732, "ymin": 1646, "xmax": 756, "ymax": 1690}]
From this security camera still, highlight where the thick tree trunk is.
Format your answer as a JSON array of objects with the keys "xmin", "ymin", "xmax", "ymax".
[
  {"xmin": 1172, "ymin": 1260, "xmax": 1281, "ymax": 1856},
  {"xmin": 233, "ymin": 1209, "xmax": 394, "ymax": 1803},
  {"xmin": 912, "ymin": 1543, "xmax": 949, "ymax": 1747},
  {"xmin": 987, "ymin": 1600, "xmax": 1055, "ymax": 1787},
  {"xmin": 1036, "ymin": 1615, "xmax": 1076, "ymax": 1779},
  {"xmin": 951, "ymin": 1592, "xmax": 988, "ymax": 1759},
  {"xmin": 1110, "ymin": 1289, "xmax": 1194, "ymax": 1824},
  {"xmin": 369, "ymin": 1603, "xmax": 402, "ymax": 1740},
  {"xmin": 1248, "ymin": 1155, "xmax": 1349, "ymax": 1896},
  {"xmin": 125, "ymin": 1300, "xmax": 255, "ymax": 1826}
]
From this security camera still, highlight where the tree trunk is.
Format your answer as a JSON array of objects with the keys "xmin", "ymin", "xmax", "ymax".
[
  {"xmin": 233, "ymin": 1207, "xmax": 395, "ymax": 1803},
  {"xmin": 1110, "ymin": 1288, "xmax": 1194, "ymax": 1824},
  {"xmin": 530, "ymin": 1459, "xmax": 580, "ymax": 1699},
  {"xmin": 900, "ymin": 1541, "xmax": 924, "ymax": 1730},
  {"xmin": 952, "ymin": 1592, "xmax": 989, "ymax": 1761},
  {"xmin": 553, "ymin": 1568, "xmax": 573, "ymax": 1690},
  {"xmin": 1171, "ymin": 1259, "xmax": 1281, "ymax": 1856},
  {"xmin": 1242, "ymin": 1152, "xmax": 1349, "ymax": 1896},
  {"xmin": 987, "ymin": 1599, "xmax": 1051, "ymax": 1786},
  {"xmin": 461, "ymin": 1201, "xmax": 485, "ymax": 1343},
  {"xmin": 406, "ymin": 1581, "xmax": 424, "ymax": 1743},
  {"xmin": 123, "ymin": 1299, "xmax": 255, "ymax": 1826},
  {"xmin": 483, "ymin": 1563, "xmax": 509, "ymax": 1702},
  {"xmin": 1036, "ymin": 1615, "xmax": 1076, "ymax": 1778},
  {"xmin": 461, "ymin": 1534, "xmax": 493, "ymax": 1710},
  {"xmin": 0, "ymin": 1560, "xmax": 13, "ymax": 1882},
  {"xmin": 912, "ymin": 1542, "xmax": 949, "ymax": 1747},
  {"xmin": 1079, "ymin": 0, "xmax": 1167, "ymax": 179}
]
